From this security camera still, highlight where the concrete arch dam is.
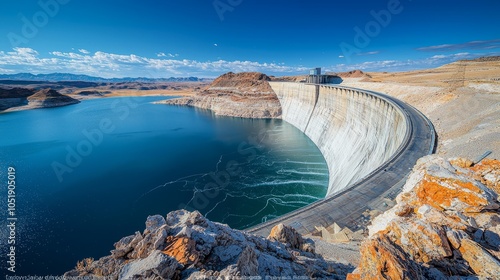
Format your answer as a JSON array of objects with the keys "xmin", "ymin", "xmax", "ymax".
[{"xmin": 248, "ymin": 82, "xmax": 436, "ymax": 236}]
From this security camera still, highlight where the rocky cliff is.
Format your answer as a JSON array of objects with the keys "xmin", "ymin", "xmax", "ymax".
[
  {"xmin": 348, "ymin": 155, "xmax": 500, "ymax": 279},
  {"xmin": 65, "ymin": 210, "xmax": 351, "ymax": 279},
  {"xmin": 157, "ymin": 72, "xmax": 282, "ymax": 118}
]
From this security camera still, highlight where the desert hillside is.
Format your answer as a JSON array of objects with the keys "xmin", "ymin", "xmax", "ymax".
[
  {"xmin": 208, "ymin": 72, "xmax": 274, "ymax": 94},
  {"xmin": 27, "ymin": 88, "xmax": 80, "ymax": 108},
  {"xmin": 341, "ymin": 57, "xmax": 500, "ymax": 160}
]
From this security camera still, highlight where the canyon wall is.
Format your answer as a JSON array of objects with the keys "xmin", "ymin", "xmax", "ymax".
[{"xmin": 271, "ymin": 82, "xmax": 409, "ymax": 196}]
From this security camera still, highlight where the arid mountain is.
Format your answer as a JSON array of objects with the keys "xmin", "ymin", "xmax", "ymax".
[
  {"xmin": 336, "ymin": 70, "xmax": 372, "ymax": 79},
  {"xmin": 26, "ymin": 88, "xmax": 80, "ymax": 108},
  {"xmin": 208, "ymin": 72, "xmax": 273, "ymax": 94}
]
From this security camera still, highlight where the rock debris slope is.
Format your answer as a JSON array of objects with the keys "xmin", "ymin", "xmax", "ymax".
[
  {"xmin": 65, "ymin": 210, "xmax": 352, "ymax": 279},
  {"xmin": 157, "ymin": 72, "xmax": 282, "ymax": 118},
  {"xmin": 348, "ymin": 155, "xmax": 500, "ymax": 279}
]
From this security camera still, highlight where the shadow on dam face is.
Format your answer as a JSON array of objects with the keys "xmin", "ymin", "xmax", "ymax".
[{"xmin": 247, "ymin": 82, "xmax": 436, "ymax": 236}]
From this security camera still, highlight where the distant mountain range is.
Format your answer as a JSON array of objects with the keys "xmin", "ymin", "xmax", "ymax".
[{"xmin": 0, "ymin": 73, "xmax": 212, "ymax": 83}]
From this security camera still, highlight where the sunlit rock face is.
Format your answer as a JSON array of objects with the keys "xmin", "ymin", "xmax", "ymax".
[
  {"xmin": 159, "ymin": 72, "xmax": 282, "ymax": 119},
  {"xmin": 348, "ymin": 155, "xmax": 500, "ymax": 279}
]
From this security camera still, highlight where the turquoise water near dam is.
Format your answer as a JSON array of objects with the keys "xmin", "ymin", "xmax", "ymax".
[{"xmin": 0, "ymin": 96, "xmax": 327, "ymax": 275}]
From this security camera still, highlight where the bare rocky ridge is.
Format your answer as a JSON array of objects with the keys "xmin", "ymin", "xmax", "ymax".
[
  {"xmin": 157, "ymin": 72, "xmax": 282, "ymax": 118},
  {"xmin": 65, "ymin": 210, "xmax": 352, "ymax": 279}
]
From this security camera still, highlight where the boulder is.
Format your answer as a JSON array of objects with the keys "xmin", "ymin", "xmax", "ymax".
[
  {"xmin": 459, "ymin": 238, "xmax": 500, "ymax": 278},
  {"xmin": 267, "ymin": 223, "xmax": 304, "ymax": 250},
  {"xmin": 119, "ymin": 250, "xmax": 181, "ymax": 280},
  {"xmin": 347, "ymin": 235, "xmax": 424, "ymax": 280}
]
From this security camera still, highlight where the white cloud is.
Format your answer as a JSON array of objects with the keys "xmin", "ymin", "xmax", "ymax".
[
  {"xmin": 0, "ymin": 47, "xmax": 309, "ymax": 78},
  {"xmin": 325, "ymin": 52, "xmax": 490, "ymax": 72},
  {"xmin": 157, "ymin": 52, "xmax": 179, "ymax": 58},
  {"xmin": 79, "ymin": 49, "xmax": 90, "ymax": 54},
  {"xmin": 214, "ymin": 43, "xmax": 218, "ymax": 47},
  {"xmin": 417, "ymin": 39, "xmax": 500, "ymax": 52},
  {"xmin": 0, "ymin": 47, "xmax": 497, "ymax": 78},
  {"xmin": 357, "ymin": 51, "xmax": 380, "ymax": 56}
]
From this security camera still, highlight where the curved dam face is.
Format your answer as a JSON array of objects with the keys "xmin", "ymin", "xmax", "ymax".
[
  {"xmin": 271, "ymin": 82, "xmax": 408, "ymax": 196},
  {"xmin": 248, "ymin": 82, "xmax": 435, "ymax": 236}
]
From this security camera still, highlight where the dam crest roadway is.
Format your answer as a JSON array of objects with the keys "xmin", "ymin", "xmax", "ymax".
[{"xmin": 248, "ymin": 82, "xmax": 436, "ymax": 236}]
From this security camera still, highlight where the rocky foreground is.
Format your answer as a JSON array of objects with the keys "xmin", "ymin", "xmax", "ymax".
[
  {"xmin": 157, "ymin": 72, "xmax": 282, "ymax": 118},
  {"xmin": 65, "ymin": 211, "xmax": 351, "ymax": 279},
  {"xmin": 349, "ymin": 156, "xmax": 500, "ymax": 279},
  {"xmin": 66, "ymin": 155, "xmax": 500, "ymax": 279}
]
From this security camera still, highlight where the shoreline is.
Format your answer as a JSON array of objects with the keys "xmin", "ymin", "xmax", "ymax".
[{"xmin": 0, "ymin": 90, "xmax": 194, "ymax": 113}]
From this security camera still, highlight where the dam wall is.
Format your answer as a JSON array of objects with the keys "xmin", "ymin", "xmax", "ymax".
[
  {"xmin": 248, "ymin": 83, "xmax": 434, "ymax": 236},
  {"xmin": 271, "ymin": 82, "xmax": 409, "ymax": 196}
]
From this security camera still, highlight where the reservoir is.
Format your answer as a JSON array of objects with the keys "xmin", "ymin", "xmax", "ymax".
[{"xmin": 0, "ymin": 96, "xmax": 327, "ymax": 275}]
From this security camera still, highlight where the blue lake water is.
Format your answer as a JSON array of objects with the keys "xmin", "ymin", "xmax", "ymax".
[{"xmin": 0, "ymin": 96, "xmax": 328, "ymax": 275}]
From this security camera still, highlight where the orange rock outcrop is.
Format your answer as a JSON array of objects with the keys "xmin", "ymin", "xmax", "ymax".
[
  {"xmin": 348, "ymin": 155, "xmax": 500, "ymax": 279},
  {"xmin": 162, "ymin": 236, "xmax": 198, "ymax": 265}
]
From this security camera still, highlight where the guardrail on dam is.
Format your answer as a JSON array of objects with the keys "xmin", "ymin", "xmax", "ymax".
[{"xmin": 247, "ymin": 82, "xmax": 436, "ymax": 236}]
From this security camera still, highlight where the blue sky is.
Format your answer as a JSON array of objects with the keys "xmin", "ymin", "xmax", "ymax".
[{"xmin": 0, "ymin": 0, "xmax": 499, "ymax": 78}]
